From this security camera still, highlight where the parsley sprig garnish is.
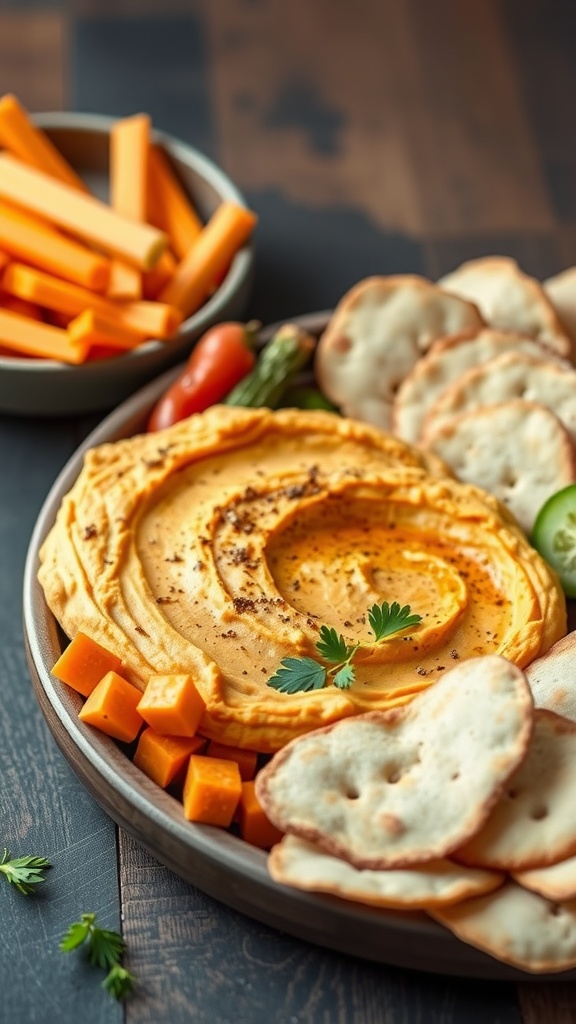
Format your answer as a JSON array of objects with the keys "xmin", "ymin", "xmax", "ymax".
[
  {"xmin": 0, "ymin": 848, "xmax": 51, "ymax": 894},
  {"xmin": 268, "ymin": 600, "xmax": 422, "ymax": 694},
  {"xmin": 60, "ymin": 912, "xmax": 136, "ymax": 1001}
]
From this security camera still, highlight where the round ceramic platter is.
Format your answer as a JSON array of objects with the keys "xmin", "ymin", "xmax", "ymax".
[{"xmin": 23, "ymin": 312, "xmax": 576, "ymax": 981}]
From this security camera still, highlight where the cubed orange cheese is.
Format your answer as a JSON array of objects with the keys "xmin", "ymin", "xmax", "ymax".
[
  {"xmin": 51, "ymin": 631, "xmax": 123, "ymax": 697},
  {"xmin": 133, "ymin": 727, "xmax": 206, "ymax": 788},
  {"xmin": 206, "ymin": 740, "xmax": 258, "ymax": 781},
  {"xmin": 182, "ymin": 754, "xmax": 242, "ymax": 827},
  {"xmin": 136, "ymin": 673, "xmax": 206, "ymax": 736},
  {"xmin": 78, "ymin": 670, "xmax": 143, "ymax": 742},
  {"xmin": 237, "ymin": 780, "xmax": 284, "ymax": 849}
]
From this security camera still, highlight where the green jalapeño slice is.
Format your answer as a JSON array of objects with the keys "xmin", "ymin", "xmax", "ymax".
[{"xmin": 532, "ymin": 484, "xmax": 576, "ymax": 598}]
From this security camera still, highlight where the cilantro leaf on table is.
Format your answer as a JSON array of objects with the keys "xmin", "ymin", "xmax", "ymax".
[
  {"xmin": 60, "ymin": 912, "xmax": 136, "ymax": 1002},
  {"xmin": 0, "ymin": 848, "xmax": 51, "ymax": 894},
  {"xmin": 102, "ymin": 963, "xmax": 137, "ymax": 1001}
]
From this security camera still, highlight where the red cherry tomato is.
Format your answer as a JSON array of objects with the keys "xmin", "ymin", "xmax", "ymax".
[{"xmin": 147, "ymin": 321, "xmax": 257, "ymax": 431}]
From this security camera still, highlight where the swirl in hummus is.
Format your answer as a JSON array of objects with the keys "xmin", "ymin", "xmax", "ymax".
[{"xmin": 38, "ymin": 406, "xmax": 566, "ymax": 752}]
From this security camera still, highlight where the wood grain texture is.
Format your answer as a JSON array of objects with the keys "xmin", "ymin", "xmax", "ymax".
[
  {"xmin": 71, "ymin": 13, "xmax": 216, "ymax": 155},
  {"xmin": 4, "ymin": 0, "xmax": 576, "ymax": 1019},
  {"xmin": 0, "ymin": 415, "xmax": 121, "ymax": 1024},
  {"xmin": 518, "ymin": 982, "xmax": 576, "ymax": 1024},
  {"xmin": 0, "ymin": 11, "xmax": 67, "ymax": 110},
  {"xmin": 206, "ymin": 0, "xmax": 553, "ymax": 235},
  {"xmin": 119, "ymin": 830, "xmax": 524, "ymax": 1024}
]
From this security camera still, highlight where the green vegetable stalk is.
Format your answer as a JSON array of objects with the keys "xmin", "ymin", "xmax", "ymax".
[{"xmin": 224, "ymin": 323, "xmax": 316, "ymax": 408}]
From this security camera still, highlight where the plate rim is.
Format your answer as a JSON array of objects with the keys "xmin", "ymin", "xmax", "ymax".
[{"xmin": 22, "ymin": 311, "xmax": 575, "ymax": 981}]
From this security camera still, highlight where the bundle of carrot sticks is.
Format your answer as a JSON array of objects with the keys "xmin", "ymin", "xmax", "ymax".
[{"xmin": 0, "ymin": 94, "xmax": 257, "ymax": 363}]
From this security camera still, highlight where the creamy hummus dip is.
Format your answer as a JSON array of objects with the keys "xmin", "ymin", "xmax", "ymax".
[{"xmin": 38, "ymin": 406, "xmax": 566, "ymax": 752}]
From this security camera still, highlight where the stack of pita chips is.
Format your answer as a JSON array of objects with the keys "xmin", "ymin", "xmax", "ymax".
[
  {"xmin": 256, "ymin": 652, "xmax": 576, "ymax": 974},
  {"xmin": 315, "ymin": 259, "xmax": 576, "ymax": 534}
]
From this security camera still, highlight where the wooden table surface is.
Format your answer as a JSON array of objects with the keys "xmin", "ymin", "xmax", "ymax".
[{"xmin": 2, "ymin": 1, "xmax": 576, "ymax": 1020}]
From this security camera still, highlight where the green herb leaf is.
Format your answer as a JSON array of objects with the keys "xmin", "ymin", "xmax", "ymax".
[
  {"xmin": 267, "ymin": 657, "xmax": 326, "ymax": 694},
  {"xmin": 268, "ymin": 600, "xmax": 420, "ymax": 694},
  {"xmin": 333, "ymin": 663, "xmax": 355, "ymax": 689},
  {"xmin": 60, "ymin": 912, "xmax": 135, "ymax": 1001},
  {"xmin": 88, "ymin": 927, "xmax": 125, "ymax": 971},
  {"xmin": 0, "ymin": 848, "xmax": 51, "ymax": 895},
  {"xmin": 315, "ymin": 625, "xmax": 355, "ymax": 663},
  {"xmin": 368, "ymin": 601, "xmax": 422, "ymax": 641},
  {"xmin": 60, "ymin": 913, "xmax": 95, "ymax": 952},
  {"xmin": 102, "ymin": 963, "xmax": 137, "ymax": 1001}
]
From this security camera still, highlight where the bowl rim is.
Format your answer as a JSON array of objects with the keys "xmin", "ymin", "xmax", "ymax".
[
  {"xmin": 0, "ymin": 110, "xmax": 254, "ymax": 377},
  {"xmin": 22, "ymin": 308, "xmax": 575, "ymax": 981}
]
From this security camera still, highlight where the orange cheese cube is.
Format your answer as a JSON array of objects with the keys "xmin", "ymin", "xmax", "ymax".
[
  {"xmin": 237, "ymin": 781, "xmax": 284, "ymax": 849},
  {"xmin": 205, "ymin": 740, "xmax": 258, "ymax": 781},
  {"xmin": 51, "ymin": 631, "xmax": 123, "ymax": 697},
  {"xmin": 133, "ymin": 727, "xmax": 206, "ymax": 788},
  {"xmin": 136, "ymin": 673, "xmax": 206, "ymax": 736},
  {"xmin": 78, "ymin": 670, "xmax": 143, "ymax": 742},
  {"xmin": 182, "ymin": 755, "xmax": 242, "ymax": 826}
]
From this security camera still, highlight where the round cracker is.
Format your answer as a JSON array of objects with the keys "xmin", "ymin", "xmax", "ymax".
[
  {"xmin": 430, "ymin": 881, "xmax": 576, "ymax": 974},
  {"xmin": 420, "ymin": 399, "xmax": 576, "ymax": 535},
  {"xmin": 439, "ymin": 256, "xmax": 571, "ymax": 356},
  {"xmin": 422, "ymin": 349, "xmax": 576, "ymax": 446},
  {"xmin": 268, "ymin": 834, "xmax": 503, "ymax": 909},
  {"xmin": 513, "ymin": 854, "xmax": 576, "ymax": 902},
  {"xmin": 315, "ymin": 275, "xmax": 484, "ymax": 430},
  {"xmin": 545, "ymin": 266, "xmax": 576, "ymax": 362},
  {"xmin": 255, "ymin": 655, "xmax": 533, "ymax": 870},
  {"xmin": 455, "ymin": 709, "xmax": 576, "ymax": 872},
  {"xmin": 526, "ymin": 631, "xmax": 576, "ymax": 722},
  {"xmin": 392, "ymin": 327, "xmax": 569, "ymax": 444}
]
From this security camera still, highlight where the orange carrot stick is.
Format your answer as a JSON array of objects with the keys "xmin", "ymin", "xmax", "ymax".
[
  {"xmin": 68, "ymin": 309, "xmax": 144, "ymax": 351},
  {"xmin": 0, "ymin": 93, "xmax": 88, "ymax": 191},
  {"xmin": 114, "ymin": 299, "xmax": 182, "ymax": 339},
  {"xmin": 51, "ymin": 631, "xmax": 123, "ymax": 698},
  {"xmin": 147, "ymin": 144, "xmax": 203, "ymax": 259},
  {"xmin": 107, "ymin": 260, "xmax": 141, "ymax": 301},
  {"xmin": 2, "ymin": 263, "xmax": 183, "ymax": 338},
  {"xmin": 85, "ymin": 344, "xmax": 125, "ymax": 362},
  {"xmin": 108, "ymin": 113, "xmax": 151, "ymax": 300},
  {"xmin": 0, "ymin": 201, "xmax": 110, "ymax": 291},
  {"xmin": 46, "ymin": 309, "xmax": 74, "ymax": 329},
  {"xmin": 159, "ymin": 202, "xmax": 257, "ymax": 318},
  {"xmin": 0, "ymin": 293, "xmax": 43, "ymax": 321},
  {"xmin": 0, "ymin": 153, "xmax": 167, "ymax": 270},
  {"xmin": 0, "ymin": 308, "xmax": 88, "ymax": 363},
  {"xmin": 133, "ymin": 727, "xmax": 206, "ymax": 788},
  {"xmin": 142, "ymin": 249, "xmax": 176, "ymax": 300},
  {"xmin": 0, "ymin": 250, "xmax": 9, "ymax": 272},
  {"xmin": 111, "ymin": 112, "xmax": 150, "ymax": 220},
  {"xmin": 78, "ymin": 670, "xmax": 144, "ymax": 743}
]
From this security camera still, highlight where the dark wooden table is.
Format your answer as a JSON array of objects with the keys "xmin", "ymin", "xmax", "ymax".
[{"xmin": 2, "ymin": 1, "xmax": 576, "ymax": 1020}]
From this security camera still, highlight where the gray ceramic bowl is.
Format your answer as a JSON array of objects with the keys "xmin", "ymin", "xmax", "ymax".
[
  {"xmin": 0, "ymin": 112, "xmax": 254, "ymax": 417},
  {"xmin": 23, "ymin": 311, "xmax": 575, "ymax": 981}
]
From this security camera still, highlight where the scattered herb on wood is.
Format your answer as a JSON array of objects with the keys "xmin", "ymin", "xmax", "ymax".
[
  {"xmin": 0, "ymin": 848, "xmax": 52, "ymax": 894},
  {"xmin": 60, "ymin": 912, "xmax": 136, "ymax": 1001},
  {"xmin": 268, "ymin": 601, "xmax": 422, "ymax": 693}
]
